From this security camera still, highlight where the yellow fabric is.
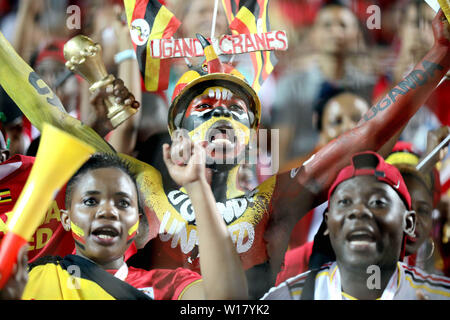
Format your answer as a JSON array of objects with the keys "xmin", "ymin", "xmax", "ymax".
[
  {"xmin": 230, "ymin": 2, "xmax": 274, "ymax": 93},
  {"xmin": 204, "ymin": 45, "xmax": 219, "ymax": 62},
  {"xmin": 123, "ymin": 0, "xmax": 136, "ymax": 26},
  {"xmin": 438, "ymin": 0, "xmax": 450, "ymax": 23},
  {"xmin": 22, "ymin": 263, "xmax": 115, "ymax": 300},
  {"xmin": 177, "ymin": 279, "xmax": 203, "ymax": 300},
  {"xmin": 385, "ymin": 152, "xmax": 419, "ymax": 166}
]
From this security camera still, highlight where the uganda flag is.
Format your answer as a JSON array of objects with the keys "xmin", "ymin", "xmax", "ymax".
[
  {"xmin": 221, "ymin": 0, "xmax": 239, "ymax": 27},
  {"xmin": 124, "ymin": 0, "xmax": 181, "ymax": 92},
  {"xmin": 22, "ymin": 255, "xmax": 152, "ymax": 300},
  {"xmin": 0, "ymin": 189, "xmax": 11, "ymax": 204},
  {"xmin": 222, "ymin": 0, "xmax": 277, "ymax": 93}
]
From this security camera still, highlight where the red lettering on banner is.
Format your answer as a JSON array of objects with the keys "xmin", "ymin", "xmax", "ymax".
[
  {"xmin": 150, "ymin": 31, "xmax": 288, "ymax": 58},
  {"xmin": 173, "ymin": 40, "xmax": 183, "ymax": 57},
  {"xmin": 182, "ymin": 38, "xmax": 194, "ymax": 57},
  {"xmin": 233, "ymin": 36, "xmax": 244, "ymax": 54},
  {"xmin": 219, "ymin": 35, "xmax": 232, "ymax": 54},
  {"xmin": 275, "ymin": 31, "xmax": 288, "ymax": 50},
  {"xmin": 254, "ymin": 33, "xmax": 266, "ymax": 51},
  {"xmin": 265, "ymin": 32, "xmax": 275, "ymax": 50},
  {"xmin": 193, "ymin": 39, "xmax": 203, "ymax": 56},
  {"xmin": 151, "ymin": 40, "xmax": 162, "ymax": 58},
  {"xmin": 162, "ymin": 38, "xmax": 173, "ymax": 58},
  {"xmin": 245, "ymin": 35, "xmax": 256, "ymax": 51}
]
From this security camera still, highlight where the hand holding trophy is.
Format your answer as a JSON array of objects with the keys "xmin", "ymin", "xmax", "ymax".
[{"xmin": 64, "ymin": 35, "xmax": 139, "ymax": 129}]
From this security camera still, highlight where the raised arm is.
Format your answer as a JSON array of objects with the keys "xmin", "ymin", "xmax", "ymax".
[
  {"xmin": 272, "ymin": 11, "xmax": 450, "ymax": 212},
  {"xmin": 297, "ymin": 10, "xmax": 450, "ymax": 204},
  {"xmin": 99, "ymin": 16, "xmax": 142, "ymax": 155},
  {"xmin": 259, "ymin": 10, "xmax": 450, "ymax": 293},
  {"xmin": 162, "ymin": 131, "xmax": 248, "ymax": 300}
]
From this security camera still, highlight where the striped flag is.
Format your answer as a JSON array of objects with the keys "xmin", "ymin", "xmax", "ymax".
[
  {"xmin": 123, "ymin": 0, "xmax": 181, "ymax": 92},
  {"xmin": 221, "ymin": 0, "xmax": 240, "ymax": 28},
  {"xmin": 0, "ymin": 189, "xmax": 11, "ymax": 204},
  {"xmin": 222, "ymin": 0, "xmax": 277, "ymax": 93}
]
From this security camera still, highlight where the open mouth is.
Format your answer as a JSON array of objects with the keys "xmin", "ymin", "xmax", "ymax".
[
  {"xmin": 91, "ymin": 225, "xmax": 121, "ymax": 245},
  {"xmin": 206, "ymin": 121, "xmax": 236, "ymax": 148},
  {"xmin": 346, "ymin": 229, "xmax": 376, "ymax": 250}
]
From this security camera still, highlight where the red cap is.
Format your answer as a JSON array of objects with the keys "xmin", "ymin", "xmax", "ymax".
[
  {"xmin": 390, "ymin": 141, "xmax": 417, "ymax": 154},
  {"xmin": 35, "ymin": 40, "xmax": 67, "ymax": 67},
  {"xmin": 328, "ymin": 151, "xmax": 412, "ymax": 210}
]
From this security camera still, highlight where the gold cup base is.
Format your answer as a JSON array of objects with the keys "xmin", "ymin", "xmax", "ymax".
[{"xmin": 109, "ymin": 107, "xmax": 137, "ymax": 128}]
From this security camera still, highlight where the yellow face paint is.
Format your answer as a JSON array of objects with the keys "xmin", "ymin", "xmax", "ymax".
[
  {"xmin": 128, "ymin": 220, "xmax": 139, "ymax": 237},
  {"xmin": 188, "ymin": 116, "xmax": 251, "ymax": 146},
  {"xmin": 70, "ymin": 221, "xmax": 85, "ymax": 237},
  {"xmin": 70, "ymin": 221, "xmax": 87, "ymax": 247}
]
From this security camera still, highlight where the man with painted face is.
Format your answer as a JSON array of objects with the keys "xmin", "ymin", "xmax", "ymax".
[
  {"xmin": 3, "ymin": 10, "xmax": 450, "ymax": 299},
  {"xmin": 262, "ymin": 151, "xmax": 450, "ymax": 300}
]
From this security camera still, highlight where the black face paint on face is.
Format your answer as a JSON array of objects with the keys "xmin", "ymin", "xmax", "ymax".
[
  {"xmin": 178, "ymin": 87, "xmax": 253, "ymax": 167},
  {"xmin": 181, "ymin": 86, "xmax": 251, "ymax": 132}
]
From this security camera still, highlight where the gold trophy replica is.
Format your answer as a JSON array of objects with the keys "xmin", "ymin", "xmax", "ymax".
[{"xmin": 64, "ymin": 35, "xmax": 137, "ymax": 128}]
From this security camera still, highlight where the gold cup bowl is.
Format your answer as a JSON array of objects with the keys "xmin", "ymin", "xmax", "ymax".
[{"xmin": 64, "ymin": 35, "xmax": 136, "ymax": 128}]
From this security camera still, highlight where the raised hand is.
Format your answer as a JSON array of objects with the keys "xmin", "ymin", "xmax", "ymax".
[
  {"xmin": 88, "ymin": 78, "xmax": 140, "ymax": 137},
  {"xmin": 418, "ymin": 126, "xmax": 450, "ymax": 174},
  {"xmin": 427, "ymin": 125, "xmax": 450, "ymax": 159},
  {"xmin": 0, "ymin": 245, "xmax": 28, "ymax": 300},
  {"xmin": 162, "ymin": 129, "xmax": 207, "ymax": 187},
  {"xmin": 432, "ymin": 9, "xmax": 450, "ymax": 46}
]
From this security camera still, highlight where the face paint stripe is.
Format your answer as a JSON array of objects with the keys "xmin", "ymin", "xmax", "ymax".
[
  {"xmin": 128, "ymin": 220, "xmax": 139, "ymax": 236},
  {"xmin": 190, "ymin": 108, "xmax": 214, "ymax": 117},
  {"xmin": 73, "ymin": 234, "xmax": 86, "ymax": 248},
  {"xmin": 71, "ymin": 221, "xmax": 85, "ymax": 237}
]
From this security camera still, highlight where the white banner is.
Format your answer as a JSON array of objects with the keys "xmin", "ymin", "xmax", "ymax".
[{"xmin": 150, "ymin": 30, "xmax": 288, "ymax": 59}]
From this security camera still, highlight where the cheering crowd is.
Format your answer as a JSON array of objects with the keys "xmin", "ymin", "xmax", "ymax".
[{"xmin": 0, "ymin": 0, "xmax": 449, "ymax": 301}]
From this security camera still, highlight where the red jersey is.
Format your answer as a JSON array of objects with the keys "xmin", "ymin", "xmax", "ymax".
[
  {"xmin": 276, "ymin": 241, "xmax": 313, "ymax": 285},
  {"xmin": 0, "ymin": 154, "xmax": 74, "ymax": 262},
  {"xmin": 107, "ymin": 265, "xmax": 202, "ymax": 300}
]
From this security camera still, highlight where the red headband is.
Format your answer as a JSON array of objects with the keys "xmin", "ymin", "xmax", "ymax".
[{"xmin": 328, "ymin": 151, "xmax": 412, "ymax": 210}]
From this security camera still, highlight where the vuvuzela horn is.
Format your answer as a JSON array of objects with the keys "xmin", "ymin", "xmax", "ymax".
[
  {"xmin": 437, "ymin": 0, "xmax": 450, "ymax": 22},
  {"xmin": 64, "ymin": 35, "xmax": 137, "ymax": 128},
  {"xmin": 0, "ymin": 123, "xmax": 95, "ymax": 289}
]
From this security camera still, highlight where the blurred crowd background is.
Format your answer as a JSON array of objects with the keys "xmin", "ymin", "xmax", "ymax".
[{"xmin": 0, "ymin": 0, "xmax": 449, "ymax": 275}]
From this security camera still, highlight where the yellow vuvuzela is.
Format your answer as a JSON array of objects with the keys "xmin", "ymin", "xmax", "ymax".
[
  {"xmin": 0, "ymin": 124, "xmax": 95, "ymax": 288},
  {"xmin": 438, "ymin": 0, "xmax": 450, "ymax": 21}
]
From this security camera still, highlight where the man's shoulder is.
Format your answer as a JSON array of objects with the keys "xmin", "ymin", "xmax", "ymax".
[
  {"xmin": 262, "ymin": 263, "xmax": 335, "ymax": 301},
  {"xmin": 399, "ymin": 262, "xmax": 450, "ymax": 299},
  {"xmin": 261, "ymin": 268, "xmax": 313, "ymax": 300}
]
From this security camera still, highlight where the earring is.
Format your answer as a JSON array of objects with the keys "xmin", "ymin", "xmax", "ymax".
[
  {"xmin": 416, "ymin": 238, "xmax": 435, "ymax": 263},
  {"xmin": 424, "ymin": 238, "xmax": 435, "ymax": 261}
]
